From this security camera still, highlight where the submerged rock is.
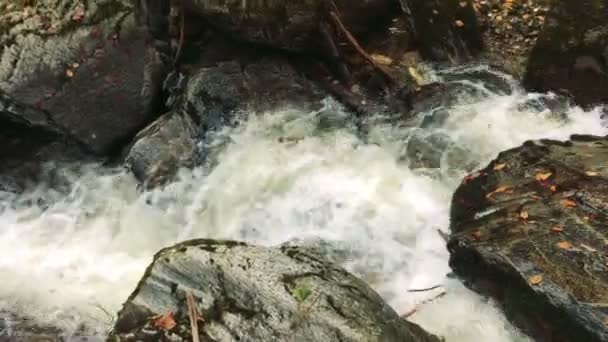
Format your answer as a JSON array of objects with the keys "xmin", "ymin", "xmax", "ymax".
[
  {"xmin": 109, "ymin": 239, "xmax": 442, "ymax": 342},
  {"xmin": 0, "ymin": 0, "xmax": 166, "ymax": 155},
  {"xmin": 448, "ymin": 135, "xmax": 608, "ymax": 341},
  {"xmin": 523, "ymin": 0, "xmax": 608, "ymax": 107}
]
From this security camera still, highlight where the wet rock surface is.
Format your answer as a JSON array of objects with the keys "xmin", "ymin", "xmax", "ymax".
[
  {"xmin": 0, "ymin": 0, "xmax": 166, "ymax": 155},
  {"xmin": 181, "ymin": 0, "xmax": 397, "ymax": 52},
  {"xmin": 123, "ymin": 38, "xmax": 326, "ymax": 185},
  {"xmin": 523, "ymin": 0, "xmax": 608, "ymax": 107},
  {"xmin": 448, "ymin": 135, "xmax": 608, "ymax": 341},
  {"xmin": 109, "ymin": 239, "xmax": 442, "ymax": 342}
]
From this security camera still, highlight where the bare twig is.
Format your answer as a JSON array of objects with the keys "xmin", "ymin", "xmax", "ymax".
[
  {"xmin": 173, "ymin": 0, "xmax": 185, "ymax": 66},
  {"xmin": 401, "ymin": 291, "xmax": 447, "ymax": 319},
  {"xmin": 186, "ymin": 291, "xmax": 201, "ymax": 342},
  {"xmin": 327, "ymin": 12, "xmax": 396, "ymax": 86},
  {"xmin": 407, "ymin": 285, "xmax": 443, "ymax": 293}
]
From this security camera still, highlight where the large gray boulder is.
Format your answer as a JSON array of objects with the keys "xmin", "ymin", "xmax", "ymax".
[
  {"xmin": 108, "ymin": 239, "xmax": 442, "ymax": 342},
  {"xmin": 448, "ymin": 135, "xmax": 608, "ymax": 341},
  {"xmin": 0, "ymin": 0, "xmax": 166, "ymax": 155}
]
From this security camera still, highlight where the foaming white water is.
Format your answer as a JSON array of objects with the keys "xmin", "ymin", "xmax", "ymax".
[{"xmin": 0, "ymin": 68, "xmax": 606, "ymax": 340}]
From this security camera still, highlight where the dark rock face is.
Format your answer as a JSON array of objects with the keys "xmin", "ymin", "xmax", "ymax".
[
  {"xmin": 399, "ymin": 0, "xmax": 483, "ymax": 62},
  {"xmin": 123, "ymin": 43, "xmax": 325, "ymax": 185},
  {"xmin": 448, "ymin": 135, "xmax": 608, "ymax": 341},
  {"xmin": 0, "ymin": 0, "xmax": 166, "ymax": 155},
  {"xmin": 108, "ymin": 239, "xmax": 441, "ymax": 342},
  {"xmin": 182, "ymin": 0, "xmax": 396, "ymax": 52},
  {"xmin": 523, "ymin": 0, "xmax": 608, "ymax": 107}
]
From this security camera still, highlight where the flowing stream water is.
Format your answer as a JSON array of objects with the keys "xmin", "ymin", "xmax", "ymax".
[{"xmin": 0, "ymin": 65, "xmax": 607, "ymax": 341}]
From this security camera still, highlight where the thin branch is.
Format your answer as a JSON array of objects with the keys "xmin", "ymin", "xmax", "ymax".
[
  {"xmin": 407, "ymin": 285, "xmax": 443, "ymax": 292},
  {"xmin": 327, "ymin": 12, "xmax": 396, "ymax": 86},
  {"xmin": 401, "ymin": 291, "xmax": 447, "ymax": 319},
  {"xmin": 186, "ymin": 291, "xmax": 201, "ymax": 342}
]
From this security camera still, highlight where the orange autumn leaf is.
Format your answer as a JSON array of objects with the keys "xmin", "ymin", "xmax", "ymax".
[
  {"xmin": 486, "ymin": 186, "xmax": 511, "ymax": 199},
  {"xmin": 151, "ymin": 311, "xmax": 177, "ymax": 330},
  {"xmin": 551, "ymin": 226, "xmax": 563, "ymax": 233},
  {"xmin": 528, "ymin": 274, "xmax": 543, "ymax": 285},
  {"xmin": 493, "ymin": 163, "xmax": 507, "ymax": 171},
  {"xmin": 563, "ymin": 199, "xmax": 577, "ymax": 208},
  {"xmin": 557, "ymin": 241, "xmax": 573, "ymax": 250},
  {"xmin": 535, "ymin": 172, "xmax": 552, "ymax": 181}
]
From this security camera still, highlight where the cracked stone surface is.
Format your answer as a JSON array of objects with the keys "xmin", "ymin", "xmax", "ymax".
[
  {"xmin": 448, "ymin": 134, "xmax": 608, "ymax": 342},
  {"xmin": 108, "ymin": 239, "xmax": 441, "ymax": 342},
  {"xmin": 0, "ymin": 0, "xmax": 166, "ymax": 155}
]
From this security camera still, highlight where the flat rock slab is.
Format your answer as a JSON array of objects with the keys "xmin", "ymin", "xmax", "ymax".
[
  {"xmin": 448, "ymin": 135, "xmax": 608, "ymax": 341},
  {"xmin": 109, "ymin": 239, "xmax": 441, "ymax": 342}
]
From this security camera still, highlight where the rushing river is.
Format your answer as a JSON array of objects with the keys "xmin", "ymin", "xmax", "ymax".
[{"xmin": 0, "ymin": 65, "xmax": 606, "ymax": 341}]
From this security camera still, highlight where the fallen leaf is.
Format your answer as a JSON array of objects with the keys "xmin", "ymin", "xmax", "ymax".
[
  {"xmin": 72, "ymin": 6, "xmax": 85, "ymax": 21},
  {"xmin": 563, "ymin": 199, "xmax": 577, "ymax": 208},
  {"xmin": 550, "ymin": 185, "xmax": 557, "ymax": 192},
  {"xmin": 471, "ymin": 230, "xmax": 482, "ymax": 240},
  {"xmin": 557, "ymin": 241, "xmax": 572, "ymax": 250},
  {"xmin": 454, "ymin": 20, "xmax": 465, "ymax": 27},
  {"xmin": 66, "ymin": 69, "xmax": 74, "ymax": 78},
  {"xmin": 462, "ymin": 172, "xmax": 481, "ymax": 184},
  {"xmin": 585, "ymin": 171, "xmax": 599, "ymax": 176},
  {"xmin": 493, "ymin": 163, "xmax": 507, "ymax": 171},
  {"xmin": 486, "ymin": 186, "xmax": 511, "ymax": 199},
  {"xmin": 151, "ymin": 312, "xmax": 176, "ymax": 330},
  {"xmin": 72, "ymin": 62, "xmax": 80, "ymax": 69},
  {"xmin": 520, "ymin": 210, "xmax": 529, "ymax": 220},
  {"xmin": 584, "ymin": 216, "xmax": 590, "ymax": 221},
  {"xmin": 459, "ymin": 1, "xmax": 468, "ymax": 7},
  {"xmin": 370, "ymin": 54, "xmax": 393, "ymax": 65},
  {"xmin": 580, "ymin": 243, "xmax": 597, "ymax": 252},
  {"xmin": 528, "ymin": 274, "xmax": 543, "ymax": 285},
  {"xmin": 535, "ymin": 172, "xmax": 552, "ymax": 181},
  {"xmin": 551, "ymin": 226, "xmax": 564, "ymax": 233}
]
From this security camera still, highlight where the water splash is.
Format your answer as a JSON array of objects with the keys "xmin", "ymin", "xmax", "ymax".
[{"xmin": 0, "ymin": 68, "xmax": 606, "ymax": 340}]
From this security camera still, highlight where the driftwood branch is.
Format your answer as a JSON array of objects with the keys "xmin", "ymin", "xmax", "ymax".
[
  {"xmin": 327, "ymin": 11, "xmax": 396, "ymax": 86},
  {"xmin": 401, "ymin": 291, "xmax": 447, "ymax": 319},
  {"xmin": 186, "ymin": 291, "xmax": 202, "ymax": 342}
]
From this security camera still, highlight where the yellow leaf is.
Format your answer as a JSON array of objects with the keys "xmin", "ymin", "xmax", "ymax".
[
  {"xmin": 551, "ymin": 226, "xmax": 563, "ymax": 233},
  {"xmin": 550, "ymin": 185, "xmax": 557, "ymax": 192},
  {"xmin": 585, "ymin": 171, "xmax": 599, "ymax": 176},
  {"xmin": 493, "ymin": 163, "xmax": 507, "ymax": 171},
  {"xmin": 370, "ymin": 54, "xmax": 393, "ymax": 66},
  {"xmin": 535, "ymin": 172, "xmax": 552, "ymax": 181},
  {"xmin": 557, "ymin": 241, "xmax": 572, "ymax": 250},
  {"xmin": 563, "ymin": 199, "xmax": 577, "ymax": 208},
  {"xmin": 151, "ymin": 311, "xmax": 176, "ymax": 330},
  {"xmin": 486, "ymin": 186, "xmax": 511, "ymax": 199},
  {"xmin": 528, "ymin": 274, "xmax": 543, "ymax": 285},
  {"xmin": 66, "ymin": 69, "xmax": 74, "ymax": 78},
  {"xmin": 520, "ymin": 210, "xmax": 529, "ymax": 220}
]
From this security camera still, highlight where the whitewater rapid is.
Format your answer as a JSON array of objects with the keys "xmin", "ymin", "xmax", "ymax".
[{"xmin": 0, "ymin": 66, "xmax": 606, "ymax": 340}]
